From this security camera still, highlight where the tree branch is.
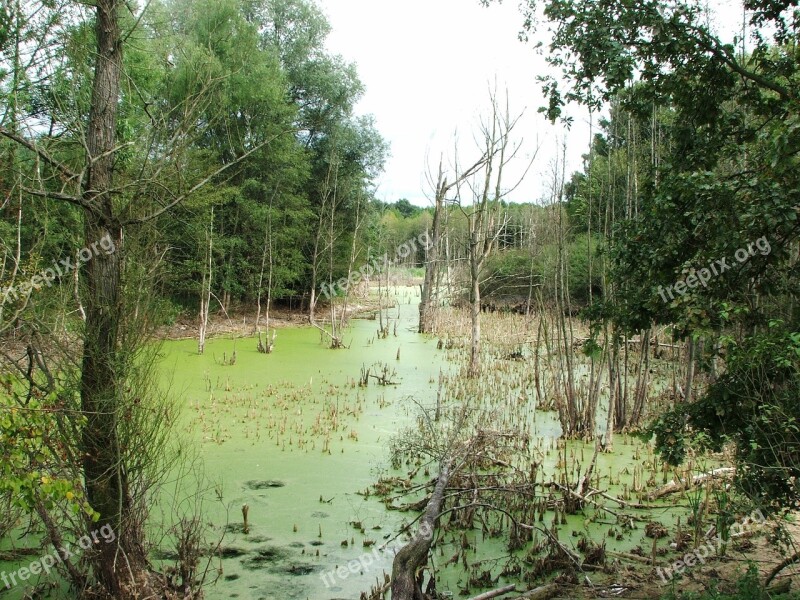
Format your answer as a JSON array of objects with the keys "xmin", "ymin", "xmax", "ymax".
[
  {"xmin": 22, "ymin": 186, "xmax": 93, "ymax": 210},
  {"xmin": 121, "ymin": 132, "xmax": 291, "ymax": 226},
  {"xmin": 0, "ymin": 127, "xmax": 81, "ymax": 182}
]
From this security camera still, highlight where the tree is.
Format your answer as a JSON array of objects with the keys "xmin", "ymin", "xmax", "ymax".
[
  {"xmin": 0, "ymin": 0, "xmax": 285, "ymax": 594},
  {"xmin": 499, "ymin": 0, "xmax": 800, "ymax": 507},
  {"xmin": 390, "ymin": 457, "xmax": 454, "ymax": 600},
  {"xmin": 419, "ymin": 149, "xmax": 490, "ymax": 334},
  {"xmin": 307, "ymin": 116, "xmax": 386, "ymax": 325},
  {"xmin": 256, "ymin": 0, "xmax": 363, "ymax": 146},
  {"xmin": 392, "ymin": 198, "xmax": 420, "ymax": 218},
  {"xmin": 72, "ymin": 2, "xmax": 138, "ymax": 592},
  {"xmin": 460, "ymin": 93, "xmax": 529, "ymax": 376}
]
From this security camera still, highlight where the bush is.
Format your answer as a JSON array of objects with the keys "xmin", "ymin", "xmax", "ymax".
[{"xmin": 651, "ymin": 323, "xmax": 800, "ymax": 513}]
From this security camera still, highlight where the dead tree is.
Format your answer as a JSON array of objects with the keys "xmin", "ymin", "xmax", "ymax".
[
  {"xmin": 461, "ymin": 92, "xmax": 532, "ymax": 377},
  {"xmin": 198, "ymin": 207, "xmax": 214, "ymax": 355},
  {"xmin": 419, "ymin": 150, "xmax": 489, "ymax": 334},
  {"xmin": 391, "ymin": 458, "xmax": 454, "ymax": 600}
]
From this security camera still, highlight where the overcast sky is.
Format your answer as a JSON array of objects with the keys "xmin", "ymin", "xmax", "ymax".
[
  {"xmin": 317, "ymin": 0, "xmax": 745, "ymax": 207},
  {"xmin": 317, "ymin": 0, "xmax": 590, "ymax": 206}
]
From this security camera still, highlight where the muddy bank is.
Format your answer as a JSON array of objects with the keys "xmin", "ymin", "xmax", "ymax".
[{"xmin": 157, "ymin": 299, "xmax": 389, "ymax": 342}]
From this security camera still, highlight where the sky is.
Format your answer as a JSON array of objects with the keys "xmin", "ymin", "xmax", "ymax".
[
  {"xmin": 317, "ymin": 0, "xmax": 590, "ymax": 206},
  {"xmin": 317, "ymin": 0, "xmax": 747, "ymax": 207}
]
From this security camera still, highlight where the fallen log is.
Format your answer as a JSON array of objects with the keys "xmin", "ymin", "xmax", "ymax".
[
  {"xmin": 597, "ymin": 490, "xmax": 661, "ymax": 509},
  {"xmin": 390, "ymin": 457, "xmax": 454, "ymax": 600},
  {"xmin": 765, "ymin": 551, "xmax": 800, "ymax": 587},
  {"xmin": 464, "ymin": 584, "xmax": 517, "ymax": 600},
  {"xmin": 647, "ymin": 468, "xmax": 734, "ymax": 501},
  {"xmin": 767, "ymin": 578, "xmax": 792, "ymax": 595},
  {"xmin": 311, "ymin": 321, "xmax": 345, "ymax": 349},
  {"xmin": 387, "ymin": 496, "xmax": 430, "ymax": 512},
  {"xmin": 608, "ymin": 550, "xmax": 654, "ymax": 565},
  {"xmin": 509, "ymin": 583, "xmax": 560, "ymax": 599}
]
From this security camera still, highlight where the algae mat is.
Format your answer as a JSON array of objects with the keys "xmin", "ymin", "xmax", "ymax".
[{"xmin": 159, "ymin": 289, "xmax": 448, "ymax": 599}]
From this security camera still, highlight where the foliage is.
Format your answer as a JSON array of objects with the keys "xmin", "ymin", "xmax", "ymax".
[
  {"xmin": 480, "ymin": 233, "xmax": 604, "ymax": 306},
  {"xmin": 651, "ymin": 324, "xmax": 800, "ymax": 511},
  {"xmin": 0, "ymin": 376, "xmax": 93, "ymax": 519},
  {"xmin": 0, "ymin": 1, "xmax": 383, "ymax": 594},
  {"xmin": 500, "ymin": 0, "xmax": 800, "ymax": 510},
  {"xmin": 0, "ymin": 0, "xmax": 387, "ymax": 315}
]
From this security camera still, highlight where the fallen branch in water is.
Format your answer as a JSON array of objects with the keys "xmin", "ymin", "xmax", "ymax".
[
  {"xmin": 509, "ymin": 583, "xmax": 560, "ymax": 599},
  {"xmin": 311, "ymin": 321, "xmax": 346, "ymax": 349},
  {"xmin": 597, "ymin": 490, "xmax": 663, "ymax": 509},
  {"xmin": 464, "ymin": 583, "xmax": 517, "ymax": 600},
  {"xmin": 608, "ymin": 550, "xmax": 654, "ymax": 565},
  {"xmin": 390, "ymin": 457, "xmax": 454, "ymax": 600},
  {"xmin": 648, "ymin": 468, "xmax": 734, "ymax": 501}
]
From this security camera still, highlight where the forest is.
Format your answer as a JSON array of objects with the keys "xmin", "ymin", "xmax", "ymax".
[{"xmin": 0, "ymin": 0, "xmax": 798, "ymax": 599}]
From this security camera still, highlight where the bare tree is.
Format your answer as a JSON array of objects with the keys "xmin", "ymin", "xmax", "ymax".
[
  {"xmin": 418, "ymin": 152, "xmax": 487, "ymax": 334},
  {"xmin": 198, "ymin": 207, "xmax": 214, "ymax": 355},
  {"xmin": 255, "ymin": 186, "xmax": 281, "ymax": 354},
  {"xmin": 460, "ymin": 92, "xmax": 532, "ymax": 377},
  {"xmin": 313, "ymin": 151, "xmax": 347, "ymax": 347}
]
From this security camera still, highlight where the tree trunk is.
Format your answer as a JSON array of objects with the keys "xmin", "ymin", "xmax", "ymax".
[
  {"xmin": 256, "ymin": 195, "xmax": 276, "ymax": 353},
  {"xmin": 391, "ymin": 459, "xmax": 453, "ymax": 600},
  {"xmin": 465, "ymin": 584, "xmax": 517, "ymax": 600},
  {"xmin": 309, "ymin": 209, "xmax": 324, "ymax": 324},
  {"xmin": 198, "ymin": 208, "xmax": 213, "ymax": 355},
  {"xmin": 603, "ymin": 332, "xmax": 618, "ymax": 451},
  {"xmin": 419, "ymin": 179, "xmax": 443, "ymax": 334},
  {"xmin": 468, "ymin": 256, "xmax": 481, "ymax": 377},
  {"xmin": 630, "ymin": 329, "xmax": 651, "ymax": 426},
  {"xmin": 80, "ymin": 0, "xmax": 153, "ymax": 594},
  {"xmin": 684, "ymin": 337, "xmax": 696, "ymax": 404},
  {"xmin": 509, "ymin": 584, "xmax": 559, "ymax": 600}
]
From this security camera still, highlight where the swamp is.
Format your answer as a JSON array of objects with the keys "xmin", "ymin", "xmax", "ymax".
[{"xmin": 1, "ymin": 0, "xmax": 799, "ymax": 599}]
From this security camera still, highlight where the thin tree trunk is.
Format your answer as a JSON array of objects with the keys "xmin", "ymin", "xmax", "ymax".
[
  {"xmin": 630, "ymin": 329, "xmax": 651, "ymax": 426},
  {"xmin": 309, "ymin": 201, "xmax": 326, "ymax": 324},
  {"xmin": 468, "ymin": 257, "xmax": 481, "ymax": 377},
  {"xmin": 684, "ymin": 338, "xmax": 696, "ymax": 403},
  {"xmin": 603, "ymin": 330, "xmax": 618, "ymax": 451},
  {"xmin": 198, "ymin": 207, "xmax": 213, "ymax": 355},
  {"xmin": 255, "ymin": 197, "xmax": 275, "ymax": 353},
  {"xmin": 419, "ymin": 165, "xmax": 445, "ymax": 334},
  {"xmin": 340, "ymin": 194, "xmax": 363, "ymax": 333}
]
